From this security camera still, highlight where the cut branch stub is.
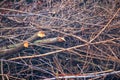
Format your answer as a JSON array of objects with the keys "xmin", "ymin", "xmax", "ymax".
[
  {"xmin": 23, "ymin": 41, "xmax": 29, "ymax": 48},
  {"xmin": 37, "ymin": 31, "xmax": 46, "ymax": 38}
]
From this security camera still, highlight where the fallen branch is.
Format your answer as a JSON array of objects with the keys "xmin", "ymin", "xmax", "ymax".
[
  {"xmin": 0, "ymin": 31, "xmax": 43, "ymax": 57},
  {"xmin": 0, "ymin": 31, "xmax": 65, "ymax": 58},
  {"xmin": 34, "ymin": 37, "xmax": 65, "ymax": 44}
]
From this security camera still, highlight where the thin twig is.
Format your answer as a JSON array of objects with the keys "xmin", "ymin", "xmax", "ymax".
[
  {"xmin": 9, "ymin": 37, "xmax": 120, "ymax": 60},
  {"xmin": 44, "ymin": 70, "xmax": 120, "ymax": 80},
  {"xmin": 89, "ymin": 8, "xmax": 120, "ymax": 43}
]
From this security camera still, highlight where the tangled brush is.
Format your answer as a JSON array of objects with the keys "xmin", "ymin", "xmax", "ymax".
[{"xmin": 0, "ymin": 0, "xmax": 120, "ymax": 80}]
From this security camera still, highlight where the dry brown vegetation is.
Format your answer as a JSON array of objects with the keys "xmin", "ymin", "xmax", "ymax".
[{"xmin": 0, "ymin": 0, "xmax": 120, "ymax": 80}]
